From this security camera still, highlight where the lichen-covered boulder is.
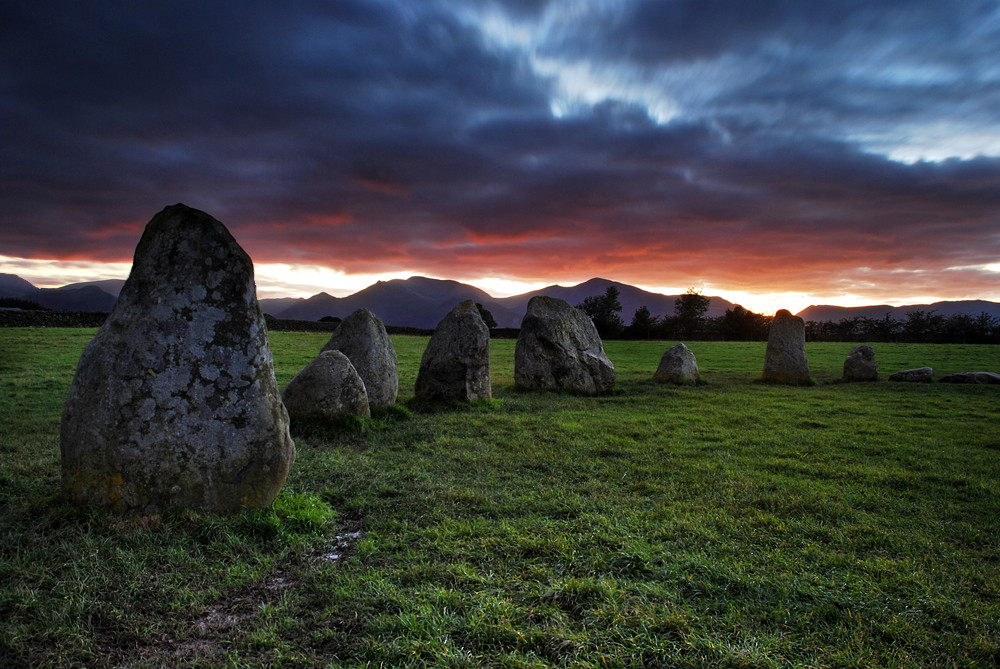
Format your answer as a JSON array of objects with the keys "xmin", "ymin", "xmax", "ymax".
[
  {"xmin": 938, "ymin": 371, "xmax": 1000, "ymax": 384},
  {"xmin": 60, "ymin": 204, "xmax": 295, "ymax": 514},
  {"xmin": 283, "ymin": 350, "xmax": 370, "ymax": 421},
  {"xmin": 843, "ymin": 345, "xmax": 878, "ymax": 382},
  {"xmin": 889, "ymin": 367, "xmax": 933, "ymax": 383},
  {"xmin": 514, "ymin": 296, "xmax": 615, "ymax": 394},
  {"xmin": 415, "ymin": 300, "xmax": 491, "ymax": 402},
  {"xmin": 653, "ymin": 343, "xmax": 700, "ymax": 385},
  {"xmin": 762, "ymin": 309, "xmax": 811, "ymax": 384},
  {"xmin": 321, "ymin": 308, "xmax": 397, "ymax": 410}
]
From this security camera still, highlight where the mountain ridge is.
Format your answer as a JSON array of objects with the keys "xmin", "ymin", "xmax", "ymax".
[{"xmin": 4, "ymin": 273, "xmax": 999, "ymax": 327}]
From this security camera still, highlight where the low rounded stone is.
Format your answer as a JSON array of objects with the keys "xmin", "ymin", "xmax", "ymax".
[
  {"xmin": 654, "ymin": 343, "xmax": 700, "ymax": 385},
  {"xmin": 283, "ymin": 350, "xmax": 371, "ymax": 421},
  {"xmin": 888, "ymin": 367, "xmax": 934, "ymax": 383},
  {"xmin": 938, "ymin": 371, "xmax": 1000, "ymax": 384}
]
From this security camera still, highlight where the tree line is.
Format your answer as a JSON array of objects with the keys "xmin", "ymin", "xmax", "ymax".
[{"xmin": 576, "ymin": 286, "xmax": 1000, "ymax": 344}]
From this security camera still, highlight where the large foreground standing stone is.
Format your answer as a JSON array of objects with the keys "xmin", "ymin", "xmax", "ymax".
[
  {"xmin": 283, "ymin": 351, "xmax": 370, "ymax": 421},
  {"xmin": 415, "ymin": 300, "xmax": 491, "ymax": 402},
  {"xmin": 515, "ymin": 296, "xmax": 615, "ymax": 394},
  {"xmin": 889, "ymin": 367, "xmax": 933, "ymax": 383},
  {"xmin": 321, "ymin": 308, "xmax": 398, "ymax": 410},
  {"xmin": 60, "ymin": 204, "xmax": 295, "ymax": 513},
  {"xmin": 653, "ymin": 343, "xmax": 700, "ymax": 384},
  {"xmin": 843, "ymin": 345, "xmax": 879, "ymax": 382},
  {"xmin": 762, "ymin": 309, "xmax": 811, "ymax": 384}
]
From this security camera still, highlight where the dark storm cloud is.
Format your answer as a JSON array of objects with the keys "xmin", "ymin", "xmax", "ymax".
[{"xmin": 1, "ymin": 0, "xmax": 998, "ymax": 300}]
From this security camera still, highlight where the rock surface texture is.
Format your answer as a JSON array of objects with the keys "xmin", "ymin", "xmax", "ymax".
[
  {"xmin": 415, "ymin": 300, "xmax": 491, "ymax": 402},
  {"xmin": 938, "ymin": 371, "xmax": 1000, "ymax": 384},
  {"xmin": 653, "ymin": 343, "xmax": 700, "ymax": 384},
  {"xmin": 514, "ymin": 296, "xmax": 616, "ymax": 394},
  {"xmin": 888, "ymin": 367, "xmax": 934, "ymax": 383},
  {"xmin": 283, "ymin": 350, "xmax": 371, "ymax": 420},
  {"xmin": 843, "ymin": 345, "xmax": 879, "ymax": 382},
  {"xmin": 60, "ymin": 204, "xmax": 295, "ymax": 513},
  {"xmin": 320, "ymin": 308, "xmax": 398, "ymax": 410},
  {"xmin": 762, "ymin": 309, "xmax": 811, "ymax": 384}
]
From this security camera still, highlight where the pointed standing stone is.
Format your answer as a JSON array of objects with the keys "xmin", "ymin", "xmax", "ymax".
[
  {"xmin": 415, "ymin": 300, "xmax": 491, "ymax": 402},
  {"xmin": 762, "ymin": 309, "xmax": 811, "ymax": 384},
  {"xmin": 60, "ymin": 204, "xmax": 295, "ymax": 514},
  {"xmin": 321, "ymin": 308, "xmax": 398, "ymax": 410}
]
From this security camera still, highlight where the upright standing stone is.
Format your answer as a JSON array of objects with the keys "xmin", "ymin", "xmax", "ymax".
[
  {"xmin": 283, "ymin": 350, "xmax": 370, "ymax": 421},
  {"xmin": 321, "ymin": 308, "xmax": 398, "ymax": 410},
  {"xmin": 514, "ymin": 296, "xmax": 616, "ymax": 394},
  {"xmin": 653, "ymin": 343, "xmax": 700, "ymax": 385},
  {"xmin": 60, "ymin": 204, "xmax": 295, "ymax": 514},
  {"xmin": 762, "ymin": 309, "xmax": 811, "ymax": 384},
  {"xmin": 843, "ymin": 345, "xmax": 879, "ymax": 382},
  {"xmin": 415, "ymin": 300, "xmax": 491, "ymax": 402}
]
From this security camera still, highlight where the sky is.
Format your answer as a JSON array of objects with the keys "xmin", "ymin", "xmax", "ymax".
[{"xmin": 2, "ymin": 0, "xmax": 999, "ymax": 315}]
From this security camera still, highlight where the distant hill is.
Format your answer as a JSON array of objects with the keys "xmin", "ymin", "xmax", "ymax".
[
  {"xmin": 0, "ymin": 273, "xmax": 39, "ymax": 298},
  {"xmin": 495, "ymin": 277, "xmax": 734, "ymax": 323},
  {"xmin": 30, "ymin": 285, "xmax": 117, "ymax": 312},
  {"xmin": 57, "ymin": 278, "xmax": 126, "ymax": 297},
  {"xmin": 273, "ymin": 277, "xmax": 521, "ymax": 328},
  {"xmin": 797, "ymin": 300, "xmax": 1000, "ymax": 322}
]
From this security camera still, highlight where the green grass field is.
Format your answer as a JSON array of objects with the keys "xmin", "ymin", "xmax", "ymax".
[{"xmin": 1, "ymin": 328, "xmax": 998, "ymax": 667}]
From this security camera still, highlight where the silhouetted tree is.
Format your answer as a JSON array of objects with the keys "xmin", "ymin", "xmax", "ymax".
[
  {"xmin": 673, "ymin": 288, "xmax": 711, "ymax": 339},
  {"xmin": 475, "ymin": 303, "xmax": 498, "ymax": 329},
  {"xmin": 625, "ymin": 305, "xmax": 659, "ymax": 339},
  {"xmin": 577, "ymin": 286, "xmax": 624, "ymax": 338},
  {"xmin": 719, "ymin": 305, "xmax": 770, "ymax": 341},
  {"xmin": 901, "ymin": 310, "xmax": 945, "ymax": 343}
]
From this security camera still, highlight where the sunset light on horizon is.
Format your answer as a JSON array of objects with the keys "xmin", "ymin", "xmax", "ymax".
[{"xmin": 3, "ymin": 1, "xmax": 999, "ymax": 316}]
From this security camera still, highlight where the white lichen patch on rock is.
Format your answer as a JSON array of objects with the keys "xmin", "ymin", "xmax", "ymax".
[{"xmin": 60, "ymin": 204, "xmax": 294, "ymax": 514}]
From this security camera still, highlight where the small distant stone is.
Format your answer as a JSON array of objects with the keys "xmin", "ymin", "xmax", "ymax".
[
  {"xmin": 514, "ymin": 295, "xmax": 615, "ymax": 394},
  {"xmin": 938, "ymin": 371, "xmax": 1000, "ymax": 384},
  {"xmin": 888, "ymin": 367, "xmax": 933, "ymax": 383},
  {"xmin": 762, "ymin": 309, "xmax": 811, "ymax": 384},
  {"xmin": 843, "ymin": 345, "xmax": 878, "ymax": 382},
  {"xmin": 283, "ymin": 350, "xmax": 370, "ymax": 421},
  {"xmin": 321, "ymin": 308, "xmax": 398, "ymax": 410},
  {"xmin": 60, "ymin": 204, "xmax": 295, "ymax": 514},
  {"xmin": 654, "ymin": 343, "xmax": 700, "ymax": 385},
  {"xmin": 415, "ymin": 300, "xmax": 491, "ymax": 402}
]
